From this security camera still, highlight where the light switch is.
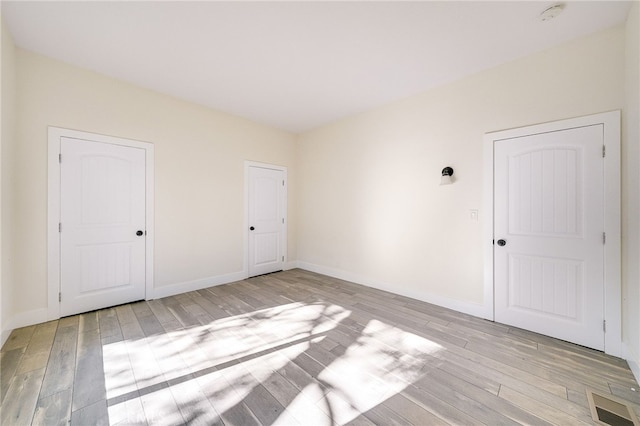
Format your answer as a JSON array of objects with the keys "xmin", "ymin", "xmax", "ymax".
[{"xmin": 470, "ymin": 209, "xmax": 479, "ymax": 222}]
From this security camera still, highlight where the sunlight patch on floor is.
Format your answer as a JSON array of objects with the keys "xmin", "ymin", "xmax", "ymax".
[
  {"xmin": 276, "ymin": 319, "xmax": 444, "ymax": 425},
  {"xmin": 102, "ymin": 301, "xmax": 445, "ymax": 425},
  {"xmin": 103, "ymin": 302, "xmax": 351, "ymax": 423}
]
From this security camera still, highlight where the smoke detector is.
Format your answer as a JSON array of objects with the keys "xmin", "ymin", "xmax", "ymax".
[{"xmin": 539, "ymin": 4, "xmax": 565, "ymax": 21}]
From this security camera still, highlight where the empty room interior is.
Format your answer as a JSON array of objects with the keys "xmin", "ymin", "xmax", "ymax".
[{"xmin": 1, "ymin": 1, "xmax": 640, "ymax": 425}]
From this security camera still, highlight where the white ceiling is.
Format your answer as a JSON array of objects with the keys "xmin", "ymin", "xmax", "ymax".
[{"xmin": 2, "ymin": 1, "xmax": 633, "ymax": 133}]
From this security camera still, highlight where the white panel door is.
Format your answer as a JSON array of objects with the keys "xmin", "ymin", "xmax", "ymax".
[
  {"xmin": 494, "ymin": 125, "xmax": 604, "ymax": 350},
  {"xmin": 60, "ymin": 137, "xmax": 146, "ymax": 316},
  {"xmin": 248, "ymin": 166, "xmax": 285, "ymax": 277}
]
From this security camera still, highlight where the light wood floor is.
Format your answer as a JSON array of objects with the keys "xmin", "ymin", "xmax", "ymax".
[{"xmin": 1, "ymin": 269, "xmax": 639, "ymax": 425}]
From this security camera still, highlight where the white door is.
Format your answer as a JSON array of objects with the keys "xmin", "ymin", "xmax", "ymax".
[
  {"xmin": 60, "ymin": 137, "xmax": 146, "ymax": 316},
  {"xmin": 248, "ymin": 166, "xmax": 285, "ymax": 277},
  {"xmin": 494, "ymin": 125, "xmax": 604, "ymax": 350}
]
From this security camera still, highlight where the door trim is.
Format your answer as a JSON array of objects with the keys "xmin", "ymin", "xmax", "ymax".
[
  {"xmin": 47, "ymin": 127, "xmax": 155, "ymax": 320},
  {"xmin": 483, "ymin": 111, "xmax": 621, "ymax": 356},
  {"xmin": 243, "ymin": 161, "xmax": 287, "ymax": 278}
]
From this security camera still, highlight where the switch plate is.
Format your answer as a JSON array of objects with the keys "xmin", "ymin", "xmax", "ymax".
[{"xmin": 470, "ymin": 209, "xmax": 479, "ymax": 222}]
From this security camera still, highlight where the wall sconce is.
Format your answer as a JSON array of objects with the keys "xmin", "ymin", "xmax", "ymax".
[{"xmin": 440, "ymin": 167, "xmax": 454, "ymax": 185}]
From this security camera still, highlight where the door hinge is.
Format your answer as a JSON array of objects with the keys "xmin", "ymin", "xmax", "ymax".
[
  {"xmin": 58, "ymin": 292, "xmax": 61, "ymax": 302},
  {"xmin": 282, "ymin": 218, "xmax": 285, "ymax": 224},
  {"xmin": 282, "ymin": 180, "xmax": 285, "ymax": 186},
  {"xmin": 282, "ymin": 256, "xmax": 285, "ymax": 262},
  {"xmin": 59, "ymin": 223, "xmax": 62, "ymax": 233},
  {"xmin": 603, "ymin": 232, "xmax": 606, "ymax": 244},
  {"xmin": 59, "ymin": 153, "xmax": 62, "ymax": 163},
  {"xmin": 603, "ymin": 320, "xmax": 606, "ymax": 332},
  {"xmin": 602, "ymin": 145, "xmax": 606, "ymax": 158}
]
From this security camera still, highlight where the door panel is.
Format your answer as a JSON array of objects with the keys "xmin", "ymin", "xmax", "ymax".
[
  {"xmin": 508, "ymin": 254, "xmax": 582, "ymax": 319},
  {"xmin": 248, "ymin": 167, "xmax": 285, "ymax": 277},
  {"xmin": 494, "ymin": 125, "xmax": 604, "ymax": 350},
  {"xmin": 508, "ymin": 147, "xmax": 582, "ymax": 237},
  {"xmin": 254, "ymin": 233, "xmax": 279, "ymax": 265},
  {"xmin": 60, "ymin": 137, "xmax": 146, "ymax": 316}
]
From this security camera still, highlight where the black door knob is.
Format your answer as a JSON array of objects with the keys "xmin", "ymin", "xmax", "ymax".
[
  {"xmin": 249, "ymin": 226, "xmax": 255, "ymax": 231},
  {"xmin": 497, "ymin": 239, "xmax": 506, "ymax": 246},
  {"xmin": 136, "ymin": 230, "xmax": 144, "ymax": 236}
]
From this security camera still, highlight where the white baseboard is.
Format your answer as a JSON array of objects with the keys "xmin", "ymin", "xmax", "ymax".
[
  {"xmin": 296, "ymin": 261, "xmax": 491, "ymax": 320},
  {"xmin": 623, "ymin": 342, "xmax": 640, "ymax": 385},
  {"xmin": 150, "ymin": 271, "xmax": 246, "ymax": 300},
  {"xmin": 1, "ymin": 307, "xmax": 50, "ymax": 349},
  {"xmin": 1, "ymin": 328, "xmax": 11, "ymax": 348},
  {"xmin": 283, "ymin": 261, "xmax": 297, "ymax": 271}
]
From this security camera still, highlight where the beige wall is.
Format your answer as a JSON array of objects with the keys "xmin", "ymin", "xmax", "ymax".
[
  {"xmin": 1, "ymin": 16, "xmax": 17, "ymax": 343},
  {"xmin": 297, "ymin": 26, "xmax": 625, "ymax": 312},
  {"xmin": 9, "ymin": 49, "xmax": 296, "ymax": 321},
  {"xmin": 623, "ymin": 2, "xmax": 640, "ymax": 376}
]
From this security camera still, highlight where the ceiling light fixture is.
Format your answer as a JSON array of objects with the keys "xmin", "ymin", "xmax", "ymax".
[{"xmin": 539, "ymin": 4, "xmax": 565, "ymax": 22}]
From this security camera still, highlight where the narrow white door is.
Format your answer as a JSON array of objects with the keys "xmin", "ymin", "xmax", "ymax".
[
  {"xmin": 248, "ymin": 166, "xmax": 285, "ymax": 277},
  {"xmin": 60, "ymin": 137, "xmax": 146, "ymax": 316},
  {"xmin": 494, "ymin": 125, "xmax": 604, "ymax": 350}
]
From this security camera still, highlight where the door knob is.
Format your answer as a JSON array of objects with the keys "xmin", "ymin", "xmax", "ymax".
[
  {"xmin": 136, "ymin": 230, "xmax": 144, "ymax": 236},
  {"xmin": 249, "ymin": 226, "xmax": 255, "ymax": 231},
  {"xmin": 497, "ymin": 239, "xmax": 506, "ymax": 246}
]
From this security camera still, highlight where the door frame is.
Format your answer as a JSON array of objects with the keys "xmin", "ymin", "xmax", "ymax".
[
  {"xmin": 243, "ymin": 161, "xmax": 287, "ymax": 278},
  {"xmin": 483, "ymin": 111, "xmax": 621, "ymax": 356},
  {"xmin": 47, "ymin": 127, "xmax": 154, "ymax": 320}
]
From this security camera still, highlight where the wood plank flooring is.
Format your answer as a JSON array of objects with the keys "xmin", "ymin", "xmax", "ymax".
[{"xmin": 1, "ymin": 269, "xmax": 639, "ymax": 425}]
